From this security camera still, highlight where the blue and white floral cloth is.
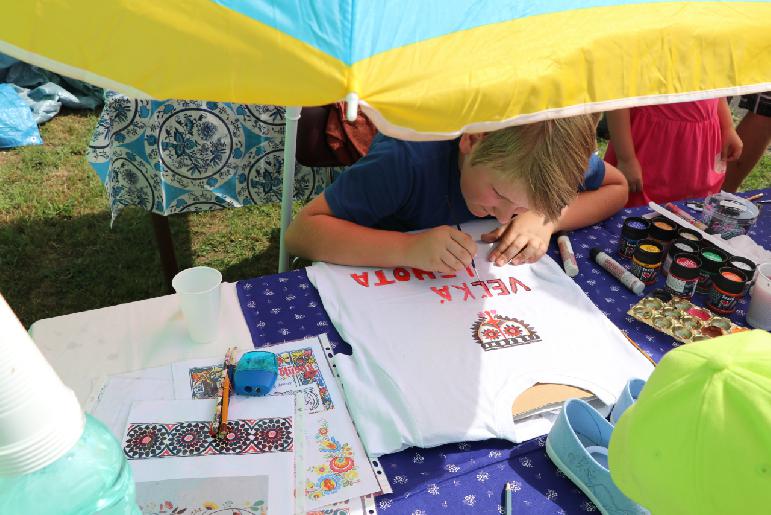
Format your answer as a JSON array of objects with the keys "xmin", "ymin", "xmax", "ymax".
[
  {"xmin": 236, "ymin": 197, "xmax": 768, "ymax": 513},
  {"xmin": 87, "ymin": 92, "xmax": 343, "ymax": 222}
]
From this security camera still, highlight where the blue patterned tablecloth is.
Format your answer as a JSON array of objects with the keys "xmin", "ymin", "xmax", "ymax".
[
  {"xmin": 236, "ymin": 192, "xmax": 769, "ymax": 514},
  {"xmin": 87, "ymin": 92, "xmax": 342, "ymax": 222}
]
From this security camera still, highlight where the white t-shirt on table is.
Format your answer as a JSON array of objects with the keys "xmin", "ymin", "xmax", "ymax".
[{"xmin": 307, "ymin": 220, "xmax": 653, "ymax": 456}]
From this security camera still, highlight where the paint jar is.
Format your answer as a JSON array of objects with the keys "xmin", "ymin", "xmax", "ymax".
[
  {"xmin": 675, "ymin": 227, "xmax": 703, "ymax": 246},
  {"xmin": 618, "ymin": 217, "xmax": 651, "ymax": 259},
  {"xmin": 727, "ymin": 256, "xmax": 757, "ymax": 296},
  {"xmin": 665, "ymin": 253, "xmax": 701, "ymax": 299},
  {"xmin": 700, "ymin": 192, "xmax": 760, "ymax": 238},
  {"xmin": 662, "ymin": 238, "xmax": 699, "ymax": 276},
  {"xmin": 696, "ymin": 247, "xmax": 728, "ymax": 294},
  {"xmin": 630, "ymin": 239, "xmax": 663, "ymax": 285},
  {"xmin": 707, "ymin": 266, "xmax": 748, "ymax": 315},
  {"xmin": 648, "ymin": 217, "xmax": 678, "ymax": 250}
]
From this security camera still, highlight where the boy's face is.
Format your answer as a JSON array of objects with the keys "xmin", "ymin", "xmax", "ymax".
[{"xmin": 458, "ymin": 134, "xmax": 532, "ymax": 224}]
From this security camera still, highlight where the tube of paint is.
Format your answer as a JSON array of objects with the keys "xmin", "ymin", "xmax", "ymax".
[
  {"xmin": 590, "ymin": 248, "xmax": 645, "ymax": 295},
  {"xmin": 557, "ymin": 232, "xmax": 579, "ymax": 277}
]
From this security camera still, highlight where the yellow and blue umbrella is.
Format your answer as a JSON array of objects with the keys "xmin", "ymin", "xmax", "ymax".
[
  {"xmin": 1, "ymin": 0, "xmax": 770, "ymax": 139},
  {"xmin": 2, "ymin": 1, "xmax": 769, "ymax": 271}
]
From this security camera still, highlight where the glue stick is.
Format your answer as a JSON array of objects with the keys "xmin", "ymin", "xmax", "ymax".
[
  {"xmin": 557, "ymin": 232, "xmax": 579, "ymax": 277},
  {"xmin": 590, "ymin": 248, "xmax": 645, "ymax": 295}
]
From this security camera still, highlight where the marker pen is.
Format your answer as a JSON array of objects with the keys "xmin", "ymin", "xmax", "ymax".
[
  {"xmin": 590, "ymin": 248, "xmax": 645, "ymax": 295},
  {"xmin": 557, "ymin": 232, "xmax": 579, "ymax": 277}
]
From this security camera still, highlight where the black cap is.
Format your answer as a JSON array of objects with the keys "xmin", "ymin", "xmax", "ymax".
[
  {"xmin": 633, "ymin": 239, "xmax": 663, "ymax": 265},
  {"xmin": 698, "ymin": 247, "xmax": 728, "ymax": 273},
  {"xmin": 667, "ymin": 238, "xmax": 699, "ymax": 258},
  {"xmin": 649, "ymin": 217, "xmax": 678, "ymax": 243},
  {"xmin": 669, "ymin": 253, "xmax": 701, "ymax": 280},
  {"xmin": 727, "ymin": 256, "xmax": 757, "ymax": 276},
  {"xmin": 676, "ymin": 227, "xmax": 703, "ymax": 243},
  {"xmin": 621, "ymin": 217, "xmax": 651, "ymax": 240},
  {"xmin": 713, "ymin": 266, "xmax": 747, "ymax": 294}
]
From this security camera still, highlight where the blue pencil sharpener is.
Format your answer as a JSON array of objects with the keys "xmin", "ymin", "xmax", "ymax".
[{"xmin": 232, "ymin": 351, "xmax": 278, "ymax": 396}]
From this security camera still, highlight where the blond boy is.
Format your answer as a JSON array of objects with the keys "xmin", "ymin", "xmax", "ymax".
[{"xmin": 286, "ymin": 115, "xmax": 628, "ymax": 272}]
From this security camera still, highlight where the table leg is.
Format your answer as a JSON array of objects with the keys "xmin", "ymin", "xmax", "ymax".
[{"xmin": 150, "ymin": 213, "xmax": 179, "ymax": 293}]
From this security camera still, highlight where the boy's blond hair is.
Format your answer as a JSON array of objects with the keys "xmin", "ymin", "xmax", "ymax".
[{"xmin": 470, "ymin": 113, "xmax": 601, "ymax": 222}]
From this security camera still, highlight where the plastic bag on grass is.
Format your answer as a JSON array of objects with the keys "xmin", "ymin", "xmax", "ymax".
[{"xmin": 0, "ymin": 83, "xmax": 42, "ymax": 148}]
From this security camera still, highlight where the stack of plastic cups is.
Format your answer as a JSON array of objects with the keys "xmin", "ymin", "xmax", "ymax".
[
  {"xmin": 0, "ymin": 294, "xmax": 139, "ymax": 514},
  {"xmin": 0, "ymin": 296, "xmax": 84, "ymax": 477}
]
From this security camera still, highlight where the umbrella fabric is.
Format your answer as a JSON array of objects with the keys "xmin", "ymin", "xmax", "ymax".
[{"xmin": 1, "ymin": 1, "xmax": 770, "ymax": 139}]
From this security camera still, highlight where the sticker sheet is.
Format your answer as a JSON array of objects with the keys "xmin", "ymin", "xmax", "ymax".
[
  {"xmin": 171, "ymin": 335, "xmax": 381, "ymax": 510},
  {"xmin": 123, "ymin": 396, "xmax": 295, "ymax": 515}
]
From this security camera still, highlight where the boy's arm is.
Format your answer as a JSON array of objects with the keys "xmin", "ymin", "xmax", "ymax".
[
  {"xmin": 717, "ymin": 98, "xmax": 743, "ymax": 161},
  {"xmin": 485, "ymin": 162, "xmax": 628, "ymax": 265},
  {"xmin": 285, "ymin": 194, "xmax": 477, "ymax": 273},
  {"xmin": 606, "ymin": 109, "xmax": 643, "ymax": 193},
  {"xmin": 554, "ymin": 161, "xmax": 628, "ymax": 231}
]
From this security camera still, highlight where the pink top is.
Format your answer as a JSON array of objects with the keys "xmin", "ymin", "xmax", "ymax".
[{"xmin": 605, "ymin": 99, "xmax": 724, "ymax": 207}]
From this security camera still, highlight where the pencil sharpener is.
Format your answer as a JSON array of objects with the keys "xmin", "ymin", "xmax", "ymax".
[{"xmin": 232, "ymin": 351, "xmax": 278, "ymax": 396}]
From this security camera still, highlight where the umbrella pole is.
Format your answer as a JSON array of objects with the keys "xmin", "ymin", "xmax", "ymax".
[{"xmin": 278, "ymin": 106, "xmax": 301, "ymax": 273}]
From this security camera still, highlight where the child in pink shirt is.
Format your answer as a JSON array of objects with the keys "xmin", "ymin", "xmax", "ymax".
[{"xmin": 605, "ymin": 99, "xmax": 742, "ymax": 207}]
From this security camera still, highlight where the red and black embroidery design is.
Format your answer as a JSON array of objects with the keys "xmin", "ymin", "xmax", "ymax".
[
  {"xmin": 471, "ymin": 310, "xmax": 541, "ymax": 351},
  {"xmin": 123, "ymin": 417, "xmax": 292, "ymax": 460}
]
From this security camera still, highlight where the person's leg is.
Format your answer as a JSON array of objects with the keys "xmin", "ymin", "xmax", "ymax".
[{"xmin": 723, "ymin": 103, "xmax": 771, "ymax": 192}]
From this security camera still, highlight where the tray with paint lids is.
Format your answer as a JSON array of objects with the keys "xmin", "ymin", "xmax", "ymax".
[{"xmin": 627, "ymin": 296, "xmax": 749, "ymax": 344}]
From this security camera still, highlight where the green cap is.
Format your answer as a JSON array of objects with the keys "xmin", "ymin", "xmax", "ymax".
[{"xmin": 609, "ymin": 330, "xmax": 771, "ymax": 515}]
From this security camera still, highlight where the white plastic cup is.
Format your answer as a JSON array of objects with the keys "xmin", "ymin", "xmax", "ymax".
[
  {"xmin": 172, "ymin": 266, "xmax": 222, "ymax": 343},
  {"xmin": 746, "ymin": 262, "xmax": 771, "ymax": 331}
]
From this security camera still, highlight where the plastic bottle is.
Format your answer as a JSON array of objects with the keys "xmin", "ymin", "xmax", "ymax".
[{"xmin": 0, "ymin": 294, "xmax": 140, "ymax": 515}]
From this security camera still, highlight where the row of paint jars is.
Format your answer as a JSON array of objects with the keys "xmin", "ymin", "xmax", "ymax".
[{"xmin": 619, "ymin": 215, "xmax": 757, "ymax": 314}]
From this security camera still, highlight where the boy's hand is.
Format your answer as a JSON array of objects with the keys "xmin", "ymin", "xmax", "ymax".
[
  {"xmin": 483, "ymin": 211, "xmax": 555, "ymax": 266},
  {"xmin": 616, "ymin": 157, "xmax": 644, "ymax": 193},
  {"xmin": 405, "ymin": 225, "xmax": 477, "ymax": 273}
]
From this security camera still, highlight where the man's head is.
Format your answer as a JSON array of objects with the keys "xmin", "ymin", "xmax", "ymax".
[{"xmin": 458, "ymin": 113, "xmax": 600, "ymax": 223}]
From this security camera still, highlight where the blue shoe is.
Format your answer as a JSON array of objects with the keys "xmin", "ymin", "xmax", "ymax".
[
  {"xmin": 610, "ymin": 378, "xmax": 646, "ymax": 425},
  {"xmin": 546, "ymin": 399, "xmax": 648, "ymax": 515}
]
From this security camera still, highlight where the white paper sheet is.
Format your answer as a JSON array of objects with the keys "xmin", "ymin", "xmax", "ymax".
[
  {"xmin": 136, "ymin": 475, "xmax": 270, "ymax": 514},
  {"xmin": 123, "ymin": 396, "xmax": 295, "ymax": 515},
  {"xmin": 170, "ymin": 335, "xmax": 380, "ymax": 510}
]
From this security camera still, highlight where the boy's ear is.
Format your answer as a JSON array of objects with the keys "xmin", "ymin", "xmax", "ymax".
[{"xmin": 459, "ymin": 132, "xmax": 486, "ymax": 154}]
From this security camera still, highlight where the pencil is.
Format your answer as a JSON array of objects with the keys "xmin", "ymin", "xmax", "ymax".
[
  {"xmin": 218, "ymin": 374, "xmax": 231, "ymax": 438},
  {"xmin": 211, "ymin": 346, "xmax": 237, "ymax": 438},
  {"xmin": 505, "ymin": 481, "xmax": 513, "ymax": 515},
  {"xmin": 746, "ymin": 192, "xmax": 764, "ymax": 202}
]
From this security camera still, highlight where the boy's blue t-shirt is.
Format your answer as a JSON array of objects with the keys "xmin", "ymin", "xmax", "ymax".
[{"xmin": 324, "ymin": 134, "xmax": 605, "ymax": 231}]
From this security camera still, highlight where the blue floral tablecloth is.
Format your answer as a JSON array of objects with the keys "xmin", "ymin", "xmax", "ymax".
[
  {"xmin": 87, "ymin": 92, "xmax": 342, "ymax": 222},
  {"xmin": 236, "ymin": 192, "xmax": 769, "ymax": 514}
]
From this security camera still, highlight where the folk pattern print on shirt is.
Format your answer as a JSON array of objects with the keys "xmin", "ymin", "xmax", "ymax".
[
  {"xmin": 123, "ymin": 418, "xmax": 292, "ymax": 460},
  {"xmin": 305, "ymin": 420, "xmax": 360, "ymax": 500},
  {"xmin": 471, "ymin": 310, "xmax": 541, "ymax": 351},
  {"xmin": 235, "ymin": 196, "xmax": 770, "ymax": 514}
]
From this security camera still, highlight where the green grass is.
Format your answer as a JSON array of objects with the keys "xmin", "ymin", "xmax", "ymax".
[
  {"xmin": 0, "ymin": 110, "xmax": 288, "ymax": 327},
  {"xmin": 1, "ymin": 112, "xmax": 769, "ymax": 327}
]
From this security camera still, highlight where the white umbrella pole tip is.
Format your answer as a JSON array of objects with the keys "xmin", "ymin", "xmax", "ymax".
[{"xmin": 345, "ymin": 92, "xmax": 359, "ymax": 122}]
